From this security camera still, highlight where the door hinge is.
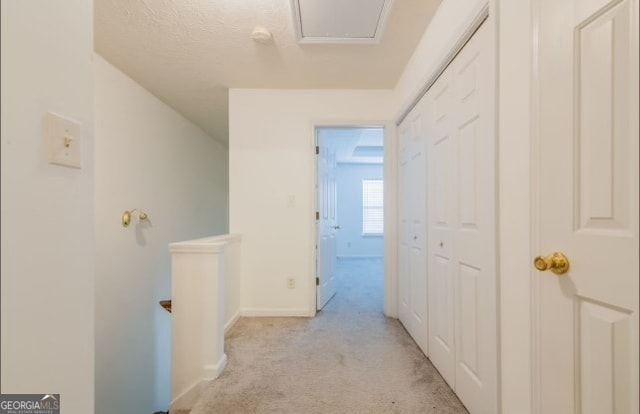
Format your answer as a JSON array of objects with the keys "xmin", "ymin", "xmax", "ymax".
[
  {"xmin": 315, "ymin": 146, "xmax": 319, "ymax": 155},
  {"xmin": 316, "ymin": 277, "xmax": 319, "ymax": 286},
  {"xmin": 315, "ymin": 211, "xmax": 319, "ymax": 220}
]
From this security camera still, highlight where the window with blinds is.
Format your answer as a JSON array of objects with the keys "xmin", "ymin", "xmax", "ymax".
[{"xmin": 362, "ymin": 179, "xmax": 384, "ymax": 235}]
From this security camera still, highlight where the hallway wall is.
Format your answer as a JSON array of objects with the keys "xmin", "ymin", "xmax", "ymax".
[
  {"xmin": 0, "ymin": 1, "xmax": 95, "ymax": 413},
  {"xmin": 94, "ymin": 54, "xmax": 229, "ymax": 413},
  {"xmin": 335, "ymin": 163, "xmax": 384, "ymax": 258},
  {"xmin": 229, "ymin": 89, "xmax": 393, "ymax": 316}
]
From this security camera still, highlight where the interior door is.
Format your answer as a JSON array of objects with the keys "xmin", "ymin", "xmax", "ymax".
[
  {"xmin": 408, "ymin": 108, "xmax": 428, "ymax": 355},
  {"xmin": 427, "ymin": 65, "xmax": 457, "ymax": 387},
  {"xmin": 536, "ymin": 0, "xmax": 639, "ymax": 412},
  {"xmin": 451, "ymin": 21, "xmax": 496, "ymax": 414},
  {"xmin": 426, "ymin": 21, "xmax": 497, "ymax": 413},
  {"xmin": 398, "ymin": 108, "xmax": 429, "ymax": 355},
  {"xmin": 317, "ymin": 140, "xmax": 338, "ymax": 310},
  {"xmin": 398, "ymin": 123, "xmax": 411, "ymax": 324}
]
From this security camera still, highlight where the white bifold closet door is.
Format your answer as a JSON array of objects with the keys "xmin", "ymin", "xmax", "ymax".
[
  {"xmin": 398, "ymin": 19, "xmax": 496, "ymax": 414},
  {"xmin": 426, "ymin": 21, "xmax": 497, "ymax": 414},
  {"xmin": 398, "ymin": 106, "xmax": 428, "ymax": 356}
]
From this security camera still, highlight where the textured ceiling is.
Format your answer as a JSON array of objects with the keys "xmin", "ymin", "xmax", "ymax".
[{"xmin": 94, "ymin": 0, "xmax": 441, "ymax": 144}]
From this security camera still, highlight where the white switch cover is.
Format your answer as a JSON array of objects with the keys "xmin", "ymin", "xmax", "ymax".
[{"xmin": 45, "ymin": 112, "xmax": 81, "ymax": 169}]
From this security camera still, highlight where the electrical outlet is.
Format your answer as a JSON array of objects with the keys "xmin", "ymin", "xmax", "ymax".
[{"xmin": 287, "ymin": 278, "xmax": 296, "ymax": 289}]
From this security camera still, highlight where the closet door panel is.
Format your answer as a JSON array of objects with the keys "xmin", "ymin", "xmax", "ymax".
[
  {"xmin": 409, "ymin": 110, "xmax": 428, "ymax": 354},
  {"xmin": 401, "ymin": 19, "xmax": 495, "ymax": 414},
  {"xmin": 427, "ymin": 71, "xmax": 457, "ymax": 386},
  {"xmin": 453, "ymin": 22, "xmax": 497, "ymax": 414},
  {"xmin": 398, "ymin": 122, "xmax": 411, "ymax": 326}
]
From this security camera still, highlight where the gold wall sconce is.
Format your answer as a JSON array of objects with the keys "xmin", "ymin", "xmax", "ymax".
[{"xmin": 122, "ymin": 209, "xmax": 148, "ymax": 227}]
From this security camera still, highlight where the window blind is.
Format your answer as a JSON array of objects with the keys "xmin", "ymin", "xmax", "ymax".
[{"xmin": 362, "ymin": 179, "xmax": 384, "ymax": 235}]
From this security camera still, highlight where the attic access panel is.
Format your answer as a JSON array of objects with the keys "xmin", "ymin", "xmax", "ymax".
[{"xmin": 291, "ymin": 0, "xmax": 394, "ymax": 44}]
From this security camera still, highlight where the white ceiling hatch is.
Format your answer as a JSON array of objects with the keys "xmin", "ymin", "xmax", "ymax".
[{"xmin": 292, "ymin": 0, "xmax": 394, "ymax": 44}]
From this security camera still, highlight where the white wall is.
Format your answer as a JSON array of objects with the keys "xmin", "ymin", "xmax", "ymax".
[
  {"xmin": 496, "ymin": 0, "xmax": 532, "ymax": 411},
  {"xmin": 94, "ymin": 54, "xmax": 229, "ymax": 413},
  {"xmin": 229, "ymin": 89, "xmax": 393, "ymax": 316},
  {"xmin": 335, "ymin": 164, "xmax": 384, "ymax": 258},
  {"xmin": 0, "ymin": 1, "xmax": 95, "ymax": 413},
  {"xmin": 392, "ymin": 0, "xmax": 533, "ymax": 412}
]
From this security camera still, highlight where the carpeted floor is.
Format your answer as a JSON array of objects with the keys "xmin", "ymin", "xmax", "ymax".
[{"xmin": 190, "ymin": 257, "xmax": 468, "ymax": 414}]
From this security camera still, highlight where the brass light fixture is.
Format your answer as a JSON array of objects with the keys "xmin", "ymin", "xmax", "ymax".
[{"xmin": 122, "ymin": 208, "xmax": 148, "ymax": 227}]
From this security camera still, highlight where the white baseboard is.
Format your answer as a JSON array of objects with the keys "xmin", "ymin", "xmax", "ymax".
[
  {"xmin": 240, "ymin": 307, "xmax": 310, "ymax": 317},
  {"xmin": 170, "ymin": 379, "xmax": 202, "ymax": 412},
  {"xmin": 170, "ymin": 354, "xmax": 227, "ymax": 412},
  {"xmin": 203, "ymin": 354, "xmax": 228, "ymax": 380},
  {"xmin": 224, "ymin": 311, "xmax": 240, "ymax": 334}
]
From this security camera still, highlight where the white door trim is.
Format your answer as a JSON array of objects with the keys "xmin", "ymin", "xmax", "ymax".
[
  {"xmin": 530, "ymin": 0, "xmax": 542, "ymax": 411},
  {"xmin": 308, "ymin": 121, "xmax": 398, "ymax": 318}
]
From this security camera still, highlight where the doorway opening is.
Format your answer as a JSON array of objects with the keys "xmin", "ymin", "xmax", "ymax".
[{"xmin": 315, "ymin": 126, "xmax": 385, "ymax": 312}]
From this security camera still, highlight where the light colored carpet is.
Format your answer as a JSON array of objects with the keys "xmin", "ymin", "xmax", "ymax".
[{"xmin": 190, "ymin": 257, "xmax": 468, "ymax": 414}]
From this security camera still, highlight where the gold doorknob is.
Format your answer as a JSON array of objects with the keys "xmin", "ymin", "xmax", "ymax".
[{"xmin": 533, "ymin": 252, "xmax": 570, "ymax": 275}]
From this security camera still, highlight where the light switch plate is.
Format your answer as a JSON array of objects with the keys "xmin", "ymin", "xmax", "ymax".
[{"xmin": 45, "ymin": 112, "xmax": 81, "ymax": 169}]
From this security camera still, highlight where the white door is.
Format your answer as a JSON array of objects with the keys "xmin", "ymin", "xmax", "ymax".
[
  {"xmin": 398, "ymin": 108, "xmax": 429, "ymax": 356},
  {"xmin": 398, "ymin": 123, "xmax": 412, "ymax": 324},
  {"xmin": 408, "ymin": 108, "xmax": 429, "ymax": 354},
  {"xmin": 427, "ymin": 67, "xmax": 457, "ymax": 386},
  {"xmin": 316, "ymin": 140, "xmax": 338, "ymax": 310},
  {"xmin": 536, "ymin": 0, "xmax": 639, "ymax": 412},
  {"xmin": 451, "ymin": 21, "xmax": 496, "ymax": 414},
  {"xmin": 427, "ymin": 21, "xmax": 497, "ymax": 413}
]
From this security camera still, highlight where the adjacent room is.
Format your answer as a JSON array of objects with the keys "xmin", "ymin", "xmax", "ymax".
[{"xmin": 316, "ymin": 126, "xmax": 386, "ymax": 311}]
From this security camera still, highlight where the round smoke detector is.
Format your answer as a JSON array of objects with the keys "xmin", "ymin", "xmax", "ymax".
[{"xmin": 251, "ymin": 27, "xmax": 272, "ymax": 44}]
